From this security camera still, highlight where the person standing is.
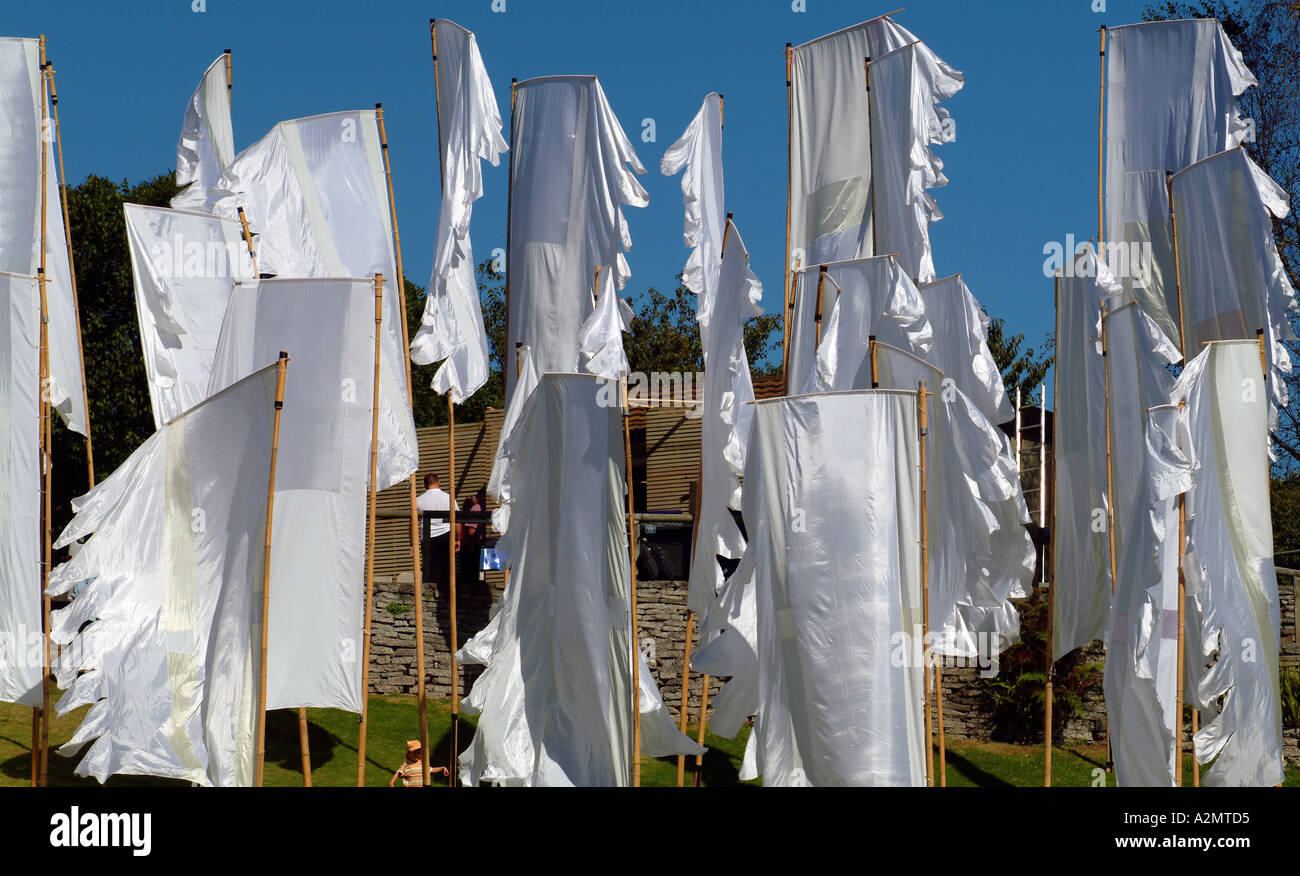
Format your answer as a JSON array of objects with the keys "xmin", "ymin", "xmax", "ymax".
[{"xmin": 417, "ymin": 473, "xmax": 452, "ymax": 586}]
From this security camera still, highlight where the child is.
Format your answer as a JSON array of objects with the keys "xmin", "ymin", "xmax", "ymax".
[{"xmin": 390, "ymin": 740, "xmax": 450, "ymax": 787}]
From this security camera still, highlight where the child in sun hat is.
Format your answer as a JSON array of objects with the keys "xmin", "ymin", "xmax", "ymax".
[{"xmin": 390, "ymin": 740, "xmax": 450, "ymax": 787}]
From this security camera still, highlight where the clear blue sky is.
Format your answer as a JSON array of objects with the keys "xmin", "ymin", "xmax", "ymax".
[{"xmin": 15, "ymin": 0, "xmax": 1157, "ymax": 374}]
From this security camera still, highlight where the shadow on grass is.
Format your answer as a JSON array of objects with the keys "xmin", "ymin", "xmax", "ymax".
[{"xmin": 943, "ymin": 747, "xmax": 1014, "ymax": 787}]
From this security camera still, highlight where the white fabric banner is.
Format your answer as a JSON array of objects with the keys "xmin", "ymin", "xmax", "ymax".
[
  {"xmin": 457, "ymin": 374, "xmax": 702, "ymax": 786},
  {"xmin": 1113, "ymin": 169, "xmax": 1180, "ymax": 349},
  {"xmin": 171, "ymin": 55, "xmax": 235, "ymax": 213},
  {"xmin": 696, "ymin": 391, "xmax": 926, "ymax": 786},
  {"xmin": 917, "ymin": 274, "xmax": 1013, "ymax": 425},
  {"xmin": 788, "ymin": 256, "xmax": 931, "ymax": 395},
  {"xmin": 208, "ymin": 278, "xmax": 377, "ymax": 713},
  {"xmin": 212, "ymin": 110, "xmax": 416, "ymax": 488},
  {"xmin": 1171, "ymin": 147, "xmax": 1296, "ymax": 425},
  {"xmin": 409, "ymin": 21, "xmax": 506, "ymax": 403},
  {"xmin": 124, "ymin": 204, "xmax": 253, "ymax": 428},
  {"xmin": 1169, "ymin": 341, "xmax": 1283, "ymax": 787},
  {"xmin": 788, "ymin": 16, "xmax": 961, "ymax": 273},
  {"xmin": 1052, "ymin": 248, "xmax": 1121, "ymax": 659},
  {"xmin": 0, "ymin": 272, "xmax": 42, "ymax": 706},
  {"xmin": 47, "ymin": 363, "xmax": 281, "ymax": 787},
  {"xmin": 1104, "ymin": 19, "xmax": 1255, "ymax": 243},
  {"xmin": 661, "ymin": 93, "xmax": 726, "ymax": 313},
  {"xmin": 868, "ymin": 42, "xmax": 960, "ymax": 284},
  {"xmin": 686, "ymin": 220, "xmax": 761, "ymax": 618}
]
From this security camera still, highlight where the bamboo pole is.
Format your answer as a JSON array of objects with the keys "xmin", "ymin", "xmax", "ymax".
[
  {"xmin": 447, "ymin": 396, "xmax": 459, "ymax": 787},
  {"xmin": 782, "ymin": 43, "xmax": 793, "ymax": 390},
  {"xmin": 814, "ymin": 265, "xmax": 827, "ymax": 346},
  {"xmin": 1175, "ymin": 399, "xmax": 1187, "ymax": 787},
  {"xmin": 869, "ymin": 335, "xmax": 879, "ymax": 387},
  {"xmin": 357, "ymin": 275, "xmax": 384, "ymax": 787},
  {"xmin": 42, "ymin": 48, "xmax": 94, "ymax": 487},
  {"xmin": 1045, "ymin": 275, "xmax": 1060, "ymax": 787},
  {"xmin": 622, "ymin": 376, "xmax": 641, "ymax": 787},
  {"xmin": 224, "ymin": 49, "xmax": 232, "ymax": 105},
  {"xmin": 1192, "ymin": 709, "xmax": 1200, "ymax": 786},
  {"xmin": 505, "ymin": 80, "xmax": 517, "ymax": 389},
  {"xmin": 298, "ymin": 708, "xmax": 311, "ymax": 786},
  {"xmin": 1101, "ymin": 301, "xmax": 1117, "ymax": 772},
  {"xmin": 918, "ymin": 380, "xmax": 933, "ymax": 786},
  {"xmin": 865, "ymin": 54, "xmax": 877, "ymax": 257},
  {"xmin": 255, "ymin": 352, "xmax": 289, "ymax": 787},
  {"xmin": 37, "ymin": 267, "xmax": 51, "ymax": 788},
  {"xmin": 675, "ymin": 611, "xmax": 695, "ymax": 787},
  {"xmin": 1099, "ymin": 26, "xmax": 1107, "ymax": 244},
  {"xmin": 1167, "ymin": 171, "xmax": 1187, "ymax": 358},
  {"xmin": 236, "ymin": 206, "xmax": 258, "ymax": 277},
  {"xmin": 375, "ymin": 101, "xmax": 431, "ymax": 787}
]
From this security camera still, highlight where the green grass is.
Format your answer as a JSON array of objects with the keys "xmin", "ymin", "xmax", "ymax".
[{"xmin": 1, "ymin": 694, "xmax": 1295, "ymax": 787}]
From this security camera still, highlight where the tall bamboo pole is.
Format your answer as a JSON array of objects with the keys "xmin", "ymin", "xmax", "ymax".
[
  {"xmin": 918, "ymin": 380, "xmax": 933, "ymax": 786},
  {"xmin": 1099, "ymin": 26, "xmax": 1107, "ymax": 245},
  {"xmin": 622, "ymin": 375, "xmax": 641, "ymax": 787},
  {"xmin": 1175, "ymin": 399, "xmax": 1187, "ymax": 786},
  {"xmin": 37, "ymin": 39, "xmax": 52, "ymax": 785},
  {"xmin": 814, "ymin": 265, "xmax": 827, "ymax": 346},
  {"xmin": 375, "ymin": 102, "xmax": 430, "ymax": 787},
  {"xmin": 1192, "ymin": 709, "xmax": 1200, "ymax": 786},
  {"xmin": 1045, "ymin": 275, "xmax": 1060, "ymax": 787},
  {"xmin": 869, "ymin": 335, "xmax": 879, "ymax": 387},
  {"xmin": 447, "ymin": 397, "xmax": 459, "ymax": 787},
  {"xmin": 1101, "ymin": 301, "xmax": 1117, "ymax": 772},
  {"xmin": 505, "ymin": 80, "xmax": 517, "ymax": 389},
  {"xmin": 1167, "ymin": 171, "xmax": 1188, "ymax": 358},
  {"xmin": 782, "ymin": 43, "xmax": 793, "ymax": 390},
  {"xmin": 236, "ymin": 207, "xmax": 258, "ymax": 277},
  {"xmin": 866, "ymin": 54, "xmax": 877, "ymax": 257},
  {"xmin": 224, "ymin": 49, "xmax": 232, "ymax": 105},
  {"xmin": 42, "ymin": 48, "xmax": 94, "ymax": 488},
  {"xmin": 255, "ymin": 352, "xmax": 289, "ymax": 787},
  {"xmin": 298, "ymin": 708, "xmax": 311, "ymax": 786},
  {"xmin": 357, "ymin": 275, "xmax": 384, "ymax": 786}
]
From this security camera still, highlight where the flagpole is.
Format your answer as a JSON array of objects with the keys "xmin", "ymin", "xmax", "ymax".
[
  {"xmin": 505, "ymin": 80, "xmax": 517, "ymax": 387},
  {"xmin": 42, "ymin": 48, "xmax": 94, "ymax": 488},
  {"xmin": 236, "ymin": 207, "xmax": 258, "ymax": 277},
  {"xmin": 814, "ymin": 265, "xmax": 827, "ymax": 346},
  {"xmin": 255, "ymin": 352, "xmax": 289, "ymax": 787},
  {"xmin": 1166, "ymin": 171, "xmax": 1187, "ymax": 357},
  {"xmin": 782, "ymin": 42, "xmax": 793, "ymax": 392},
  {"xmin": 1101, "ymin": 300, "xmax": 1116, "ymax": 774},
  {"xmin": 298, "ymin": 708, "xmax": 311, "ymax": 786},
  {"xmin": 918, "ymin": 380, "xmax": 933, "ymax": 786},
  {"xmin": 357, "ymin": 274, "xmax": 384, "ymax": 787},
  {"xmin": 622, "ymin": 374, "xmax": 641, "ymax": 787},
  {"xmin": 375, "ymin": 102, "xmax": 431, "ymax": 787},
  {"xmin": 1175, "ymin": 399, "xmax": 1187, "ymax": 787},
  {"xmin": 869, "ymin": 335, "xmax": 879, "ymax": 387},
  {"xmin": 865, "ymin": 54, "xmax": 877, "ymax": 257},
  {"xmin": 1045, "ymin": 274, "xmax": 1060, "ymax": 787},
  {"xmin": 37, "ymin": 38, "xmax": 52, "ymax": 786},
  {"xmin": 1098, "ymin": 26, "xmax": 1107, "ymax": 245},
  {"xmin": 224, "ymin": 49, "xmax": 232, "ymax": 106}
]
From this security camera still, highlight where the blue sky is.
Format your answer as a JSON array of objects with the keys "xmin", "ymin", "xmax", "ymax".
[{"xmin": 14, "ymin": 0, "xmax": 1159, "ymax": 373}]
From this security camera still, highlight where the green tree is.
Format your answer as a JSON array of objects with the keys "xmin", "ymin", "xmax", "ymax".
[{"xmin": 986, "ymin": 314, "xmax": 1053, "ymax": 403}]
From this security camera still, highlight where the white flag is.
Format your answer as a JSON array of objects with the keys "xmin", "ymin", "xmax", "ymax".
[
  {"xmin": 1111, "ymin": 170, "xmax": 1180, "ymax": 348},
  {"xmin": 1170, "ymin": 341, "xmax": 1283, "ymax": 786},
  {"xmin": 457, "ymin": 374, "xmax": 702, "ymax": 786},
  {"xmin": 868, "ymin": 42, "xmax": 960, "ymax": 284},
  {"xmin": 661, "ymin": 93, "xmax": 726, "ymax": 313},
  {"xmin": 686, "ymin": 219, "xmax": 761, "ymax": 618},
  {"xmin": 47, "ymin": 362, "xmax": 282, "ymax": 787},
  {"xmin": 208, "ymin": 278, "xmax": 379, "ymax": 713},
  {"xmin": 124, "ymin": 204, "xmax": 253, "ymax": 428},
  {"xmin": 918, "ymin": 274, "xmax": 1013, "ymax": 425},
  {"xmin": 0, "ymin": 272, "xmax": 41, "ymax": 707},
  {"xmin": 696, "ymin": 391, "xmax": 927, "ymax": 786},
  {"xmin": 409, "ymin": 21, "xmax": 507, "ymax": 403},
  {"xmin": 171, "ymin": 55, "xmax": 235, "ymax": 213}
]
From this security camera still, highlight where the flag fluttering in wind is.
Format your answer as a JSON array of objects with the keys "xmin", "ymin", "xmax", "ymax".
[
  {"xmin": 867, "ymin": 41, "xmax": 960, "ymax": 284},
  {"xmin": 457, "ymin": 374, "xmax": 703, "ymax": 786},
  {"xmin": 684, "ymin": 219, "xmax": 761, "ymax": 618},
  {"xmin": 696, "ymin": 391, "xmax": 927, "ymax": 786},
  {"xmin": 1052, "ymin": 247, "xmax": 1121, "ymax": 659},
  {"xmin": 124, "ymin": 204, "xmax": 253, "ymax": 429},
  {"xmin": 788, "ymin": 256, "xmax": 931, "ymax": 394},
  {"xmin": 917, "ymin": 274, "xmax": 1013, "ymax": 426},
  {"xmin": 1161, "ymin": 341, "xmax": 1283, "ymax": 786},
  {"xmin": 208, "ymin": 278, "xmax": 381, "ymax": 714},
  {"xmin": 47, "ymin": 362, "xmax": 283, "ymax": 787},
  {"xmin": 787, "ymin": 16, "xmax": 961, "ymax": 272},
  {"xmin": 211, "ymin": 110, "xmax": 417, "ymax": 488},
  {"xmin": 661, "ymin": 93, "xmax": 726, "ymax": 313},
  {"xmin": 0, "ymin": 271, "xmax": 41, "ymax": 707},
  {"xmin": 1170, "ymin": 147, "xmax": 1297, "ymax": 429},
  {"xmin": 171, "ymin": 54, "xmax": 235, "ymax": 213},
  {"xmin": 409, "ymin": 20, "xmax": 507, "ymax": 403}
]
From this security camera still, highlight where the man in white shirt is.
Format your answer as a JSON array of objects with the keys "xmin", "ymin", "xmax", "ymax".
[{"xmin": 417, "ymin": 473, "xmax": 452, "ymax": 586}]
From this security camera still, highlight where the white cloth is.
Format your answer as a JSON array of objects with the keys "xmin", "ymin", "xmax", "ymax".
[
  {"xmin": 418, "ymin": 488, "xmax": 451, "ymax": 539},
  {"xmin": 1113, "ymin": 170, "xmax": 1181, "ymax": 348},
  {"xmin": 1052, "ymin": 247, "xmax": 1122, "ymax": 659},
  {"xmin": 124, "ymin": 204, "xmax": 253, "ymax": 428},
  {"xmin": 1168, "ymin": 341, "xmax": 1283, "ymax": 786},
  {"xmin": 409, "ymin": 21, "xmax": 506, "ymax": 403},
  {"xmin": 696, "ymin": 391, "xmax": 927, "ymax": 786},
  {"xmin": 686, "ymin": 220, "xmax": 761, "ymax": 619},
  {"xmin": 917, "ymin": 274, "xmax": 1013, "ymax": 425},
  {"xmin": 868, "ymin": 42, "xmax": 960, "ymax": 284},
  {"xmin": 660, "ymin": 93, "xmax": 726, "ymax": 314},
  {"xmin": 457, "ymin": 374, "xmax": 703, "ymax": 786},
  {"xmin": 788, "ymin": 16, "xmax": 961, "ymax": 272},
  {"xmin": 578, "ymin": 268, "xmax": 633, "ymax": 381},
  {"xmin": 47, "ymin": 362, "xmax": 281, "ymax": 787},
  {"xmin": 0, "ymin": 272, "xmax": 41, "ymax": 706},
  {"xmin": 1104, "ymin": 19, "xmax": 1255, "ymax": 243},
  {"xmin": 171, "ymin": 55, "xmax": 235, "ymax": 213},
  {"xmin": 207, "ymin": 278, "xmax": 380, "ymax": 714},
  {"xmin": 211, "ymin": 110, "xmax": 417, "ymax": 488},
  {"xmin": 1170, "ymin": 147, "xmax": 1296, "ymax": 429}
]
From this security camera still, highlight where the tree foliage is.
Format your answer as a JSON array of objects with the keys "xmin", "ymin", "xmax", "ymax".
[{"xmin": 986, "ymin": 314, "xmax": 1053, "ymax": 403}]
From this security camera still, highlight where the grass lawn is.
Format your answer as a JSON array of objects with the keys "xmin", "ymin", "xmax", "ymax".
[{"xmin": 1, "ymin": 693, "xmax": 1295, "ymax": 787}]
